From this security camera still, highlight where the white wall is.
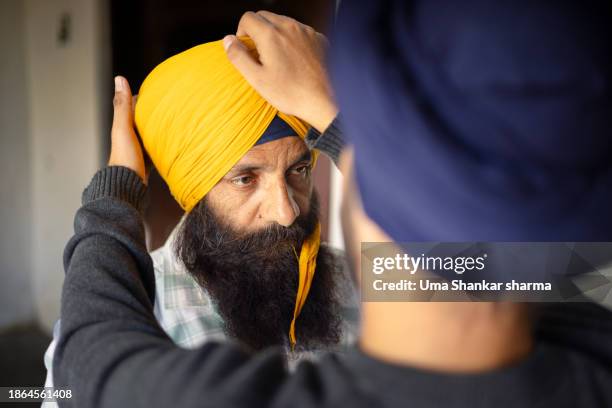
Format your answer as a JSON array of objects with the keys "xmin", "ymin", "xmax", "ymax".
[
  {"xmin": 24, "ymin": 0, "xmax": 108, "ymax": 332},
  {"xmin": 0, "ymin": 0, "xmax": 35, "ymax": 328},
  {"xmin": 328, "ymin": 165, "xmax": 344, "ymax": 250}
]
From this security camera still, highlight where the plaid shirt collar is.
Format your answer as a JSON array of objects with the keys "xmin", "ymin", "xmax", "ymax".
[{"xmin": 151, "ymin": 219, "xmax": 227, "ymax": 348}]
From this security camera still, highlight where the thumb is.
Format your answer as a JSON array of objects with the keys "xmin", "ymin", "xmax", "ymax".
[
  {"xmin": 223, "ymin": 35, "xmax": 262, "ymax": 85},
  {"xmin": 109, "ymin": 76, "xmax": 146, "ymax": 183},
  {"xmin": 112, "ymin": 76, "xmax": 133, "ymax": 137}
]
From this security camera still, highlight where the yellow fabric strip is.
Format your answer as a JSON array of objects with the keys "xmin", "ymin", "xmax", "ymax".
[{"xmin": 289, "ymin": 222, "xmax": 321, "ymax": 350}]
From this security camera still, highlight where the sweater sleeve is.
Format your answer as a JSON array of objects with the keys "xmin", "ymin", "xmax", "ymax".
[
  {"xmin": 305, "ymin": 115, "xmax": 345, "ymax": 166},
  {"xmin": 53, "ymin": 166, "xmax": 292, "ymax": 408}
]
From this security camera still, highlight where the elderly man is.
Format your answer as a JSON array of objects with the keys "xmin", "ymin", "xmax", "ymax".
[
  {"xmin": 53, "ymin": 4, "xmax": 612, "ymax": 408},
  {"xmin": 42, "ymin": 22, "xmax": 358, "ymax": 404}
]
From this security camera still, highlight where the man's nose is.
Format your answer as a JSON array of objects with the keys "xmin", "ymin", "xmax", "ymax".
[{"xmin": 261, "ymin": 180, "xmax": 300, "ymax": 227}]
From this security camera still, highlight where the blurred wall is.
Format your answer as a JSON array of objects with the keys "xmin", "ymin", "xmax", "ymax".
[
  {"xmin": 0, "ymin": 0, "xmax": 111, "ymax": 333},
  {"xmin": 328, "ymin": 166, "xmax": 344, "ymax": 250},
  {"xmin": 0, "ymin": 0, "xmax": 35, "ymax": 328},
  {"xmin": 25, "ymin": 0, "xmax": 109, "ymax": 332}
]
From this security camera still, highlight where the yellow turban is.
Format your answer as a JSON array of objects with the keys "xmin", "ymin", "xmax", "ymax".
[{"xmin": 135, "ymin": 38, "xmax": 319, "ymax": 349}]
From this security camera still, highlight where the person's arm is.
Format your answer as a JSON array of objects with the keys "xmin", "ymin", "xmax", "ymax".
[
  {"xmin": 54, "ymin": 165, "xmax": 296, "ymax": 408},
  {"xmin": 224, "ymin": 12, "xmax": 348, "ymax": 165},
  {"xmin": 224, "ymin": 11, "xmax": 338, "ymax": 134}
]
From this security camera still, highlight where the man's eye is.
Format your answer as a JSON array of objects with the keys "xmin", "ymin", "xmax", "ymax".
[
  {"xmin": 231, "ymin": 176, "xmax": 255, "ymax": 186},
  {"xmin": 292, "ymin": 165, "xmax": 311, "ymax": 175}
]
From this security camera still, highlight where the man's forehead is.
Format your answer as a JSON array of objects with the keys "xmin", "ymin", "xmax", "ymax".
[{"xmin": 229, "ymin": 136, "xmax": 311, "ymax": 172}]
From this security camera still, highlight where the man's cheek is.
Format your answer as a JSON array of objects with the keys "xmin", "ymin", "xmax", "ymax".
[{"xmin": 295, "ymin": 194, "xmax": 311, "ymax": 217}]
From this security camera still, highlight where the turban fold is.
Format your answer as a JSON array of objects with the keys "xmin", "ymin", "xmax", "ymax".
[
  {"xmin": 135, "ymin": 38, "xmax": 318, "ymax": 348},
  {"xmin": 135, "ymin": 38, "xmax": 309, "ymax": 212},
  {"xmin": 331, "ymin": 0, "xmax": 612, "ymax": 242}
]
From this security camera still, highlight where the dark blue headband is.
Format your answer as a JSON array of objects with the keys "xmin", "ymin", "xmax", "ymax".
[{"xmin": 256, "ymin": 115, "xmax": 297, "ymax": 145}]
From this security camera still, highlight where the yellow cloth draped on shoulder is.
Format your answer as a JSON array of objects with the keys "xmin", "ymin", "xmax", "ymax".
[{"xmin": 134, "ymin": 37, "xmax": 319, "ymax": 349}]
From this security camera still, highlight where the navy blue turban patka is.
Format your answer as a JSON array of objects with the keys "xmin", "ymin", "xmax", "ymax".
[
  {"xmin": 255, "ymin": 115, "xmax": 297, "ymax": 145},
  {"xmin": 331, "ymin": 0, "xmax": 612, "ymax": 242}
]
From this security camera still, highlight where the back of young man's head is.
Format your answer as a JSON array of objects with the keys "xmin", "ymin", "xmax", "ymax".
[
  {"xmin": 332, "ymin": 0, "xmax": 612, "ymax": 244},
  {"xmin": 332, "ymin": 0, "xmax": 612, "ymax": 371}
]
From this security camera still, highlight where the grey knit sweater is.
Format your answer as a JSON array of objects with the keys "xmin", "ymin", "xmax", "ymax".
[{"xmin": 54, "ymin": 120, "xmax": 612, "ymax": 408}]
